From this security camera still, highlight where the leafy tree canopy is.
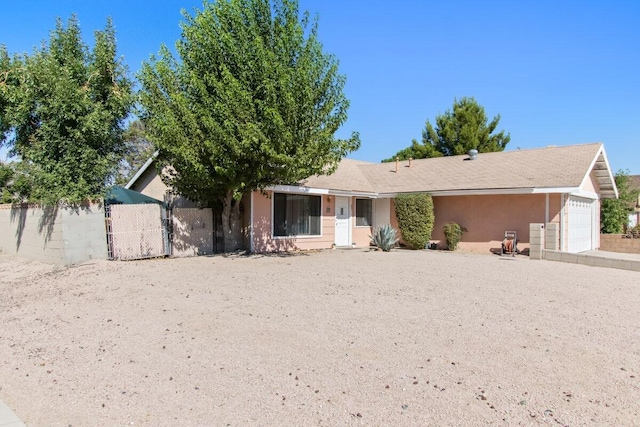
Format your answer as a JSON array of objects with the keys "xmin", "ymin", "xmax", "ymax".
[
  {"xmin": 383, "ymin": 97, "xmax": 510, "ymax": 162},
  {"xmin": 138, "ymin": 0, "xmax": 359, "ymax": 251},
  {"xmin": 0, "ymin": 15, "xmax": 134, "ymax": 204},
  {"xmin": 601, "ymin": 170, "xmax": 640, "ymax": 234},
  {"xmin": 0, "ymin": 161, "xmax": 33, "ymax": 204},
  {"xmin": 116, "ymin": 120, "xmax": 155, "ymax": 185}
]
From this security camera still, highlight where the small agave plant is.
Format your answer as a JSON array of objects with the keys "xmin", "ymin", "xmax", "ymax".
[{"xmin": 370, "ymin": 224, "xmax": 399, "ymax": 252}]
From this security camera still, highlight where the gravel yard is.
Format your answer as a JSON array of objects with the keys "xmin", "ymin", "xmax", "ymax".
[{"xmin": 1, "ymin": 249, "xmax": 639, "ymax": 426}]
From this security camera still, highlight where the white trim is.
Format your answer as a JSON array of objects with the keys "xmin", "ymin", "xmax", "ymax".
[
  {"xmin": 431, "ymin": 187, "xmax": 581, "ymax": 197},
  {"xmin": 249, "ymin": 192, "xmax": 254, "ymax": 253},
  {"xmin": 329, "ymin": 190, "xmax": 377, "ymax": 198},
  {"xmin": 354, "ymin": 198, "xmax": 373, "ymax": 228},
  {"xmin": 268, "ymin": 186, "xmax": 596, "ymax": 199},
  {"xmin": 545, "ymin": 193, "xmax": 549, "ymax": 226},
  {"xmin": 578, "ymin": 144, "xmax": 618, "ymax": 199},
  {"xmin": 531, "ymin": 187, "xmax": 582, "ymax": 194},
  {"xmin": 270, "ymin": 191, "xmax": 323, "ymax": 239},
  {"xmin": 568, "ymin": 190, "xmax": 599, "ymax": 200},
  {"xmin": 334, "ymin": 196, "xmax": 351, "ymax": 246},
  {"xmin": 268, "ymin": 185, "xmax": 329, "ymax": 195},
  {"xmin": 125, "ymin": 151, "xmax": 159, "ymax": 189},
  {"xmin": 560, "ymin": 193, "xmax": 566, "ymax": 252}
]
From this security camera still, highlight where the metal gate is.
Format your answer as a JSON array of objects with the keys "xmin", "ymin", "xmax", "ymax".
[{"xmin": 106, "ymin": 204, "xmax": 170, "ymax": 260}]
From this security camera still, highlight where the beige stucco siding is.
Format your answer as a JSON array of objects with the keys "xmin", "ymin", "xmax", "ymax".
[
  {"xmin": 251, "ymin": 191, "xmax": 373, "ymax": 252},
  {"xmin": 252, "ymin": 191, "xmax": 335, "ymax": 252},
  {"xmin": 432, "ymin": 194, "xmax": 551, "ymax": 253},
  {"xmin": 129, "ymin": 167, "xmax": 169, "ymax": 201},
  {"xmin": 581, "ymin": 170, "xmax": 601, "ymax": 194},
  {"xmin": 351, "ymin": 198, "xmax": 373, "ymax": 247},
  {"xmin": 388, "ymin": 194, "xmax": 560, "ymax": 253}
]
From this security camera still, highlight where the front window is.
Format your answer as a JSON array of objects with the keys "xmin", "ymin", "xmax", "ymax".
[
  {"xmin": 356, "ymin": 199, "xmax": 372, "ymax": 227},
  {"xmin": 273, "ymin": 193, "xmax": 321, "ymax": 236}
]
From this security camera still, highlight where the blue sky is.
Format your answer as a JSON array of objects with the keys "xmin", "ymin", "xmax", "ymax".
[{"xmin": 1, "ymin": 0, "xmax": 638, "ymax": 173}]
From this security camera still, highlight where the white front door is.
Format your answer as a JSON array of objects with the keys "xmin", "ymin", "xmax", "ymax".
[{"xmin": 335, "ymin": 196, "xmax": 350, "ymax": 246}]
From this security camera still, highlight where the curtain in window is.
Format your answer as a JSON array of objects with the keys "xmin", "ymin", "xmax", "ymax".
[
  {"xmin": 356, "ymin": 199, "xmax": 372, "ymax": 226},
  {"xmin": 274, "ymin": 193, "xmax": 321, "ymax": 236}
]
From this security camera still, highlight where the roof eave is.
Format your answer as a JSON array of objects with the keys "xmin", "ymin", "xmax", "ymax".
[
  {"xmin": 125, "ymin": 151, "xmax": 160, "ymax": 189},
  {"xmin": 578, "ymin": 144, "xmax": 618, "ymax": 199}
]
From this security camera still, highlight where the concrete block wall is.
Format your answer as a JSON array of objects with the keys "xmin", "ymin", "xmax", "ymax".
[
  {"xmin": 599, "ymin": 234, "xmax": 640, "ymax": 254},
  {"xmin": 0, "ymin": 203, "xmax": 108, "ymax": 265},
  {"xmin": 545, "ymin": 223, "xmax": 559, "ymax": 251},
  {"xmin": 529, "ymin": 223, "xmax": 544, "ymax": 260},
  {"xmin": 0, "ymin": 204, "xmax": 65, "ymax": 264},
  {"xmin": 61, "ymin": 205, "xmax": 109, "ymax": 264},
  {"xmin": 543, "ymin": 249, "xmax": 640, "ymax": 272}
]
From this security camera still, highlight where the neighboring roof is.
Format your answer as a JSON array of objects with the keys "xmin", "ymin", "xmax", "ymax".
[
  {"xmin": 300, "ymin": 159, "xmax": 377, "ymax": 193},
  {"xmin": 357, "ymin": 142, "xmax": 617, "ymax": 197},
  {"xmin": 105, "ymin": 185, "xmax": 164, "ymax": 205},
  {"xmin": 629, "ymin": 175, "xmax": 640, "ymax": 190},
  {"xmin": 125, "ymin": 151, "xmax": 159, "ymax": 190}
]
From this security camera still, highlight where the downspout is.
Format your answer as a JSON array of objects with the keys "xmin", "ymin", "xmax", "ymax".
[
  {"xmin": 250, "ymin": 191, "xmax": 254, "ymax": 253},
  {"xmin": 560, "ymin": 193, "xmax": 566, "ymax": 252},
  {"xmin": 545, "ymin": 193, "xmax": 549, "ymax": 226}
]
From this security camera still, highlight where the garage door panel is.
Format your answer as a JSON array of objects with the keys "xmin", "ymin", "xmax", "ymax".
[{"xmin": 568, "ymin": 196, "xmax": 594, "ymax": 253}]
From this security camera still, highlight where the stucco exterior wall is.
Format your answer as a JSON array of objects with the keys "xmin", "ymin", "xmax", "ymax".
[
  {"xmin": 431, "ymin": 194, "xmax": 555, "ymax": 253},
  {"xmin": 61, "ymin": 205, "xmax": 109, "ymax": 265},
  {"xmin": 171, "ymin": 208, "xmax": 214, "ymax": 257},
  {"xmin": 582, "ymin": 170, "xmax": 600, "ymax": 194},
  {"xmin": 388, "ymin": 194, "xmax": 561, "ymax": 254},
  {"xmin": 351, "ymin": 198, "xmax": 373, "ymax": 247},
  {"xmin": 0, "ymin": 203, "xmax": 108, "ymax": 265},
  {"xmin": 251, "ymin": 191, "xmax": 373, "ymax": 252},
  {"xmin": 252, "ymin": 191, "xmax": 335, "ymax": 252},
  {"xmin": 129, "ymin": 167, "xmax": 168, "ymax": 201}
]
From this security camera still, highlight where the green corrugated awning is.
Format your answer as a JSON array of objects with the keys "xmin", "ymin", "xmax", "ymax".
[{"xmin": 105, "ymin": 185, "xmax": 164, "ymax": 205}]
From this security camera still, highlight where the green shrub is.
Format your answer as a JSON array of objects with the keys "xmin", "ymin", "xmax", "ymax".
[
  {"xmin": 394, "ymin": 193, "xmax": 434, "ymax": 249},
  {"xmin": 370, "ymin": 224, "xmax": 399, "ymax": 252},
  {"xmin": 443, "ymin": 222, "xmax": 463, "ymax": 251}
]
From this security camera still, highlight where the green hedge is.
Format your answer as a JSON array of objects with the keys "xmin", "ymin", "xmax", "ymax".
[{"xmin": 394, "ymin": 193, "xmax": 434, "ymax": 249}]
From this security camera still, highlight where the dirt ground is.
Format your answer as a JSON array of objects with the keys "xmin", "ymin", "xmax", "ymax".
[{"xmin": 1, "ymin": 249, "xmax": 639, "ymax": 426}]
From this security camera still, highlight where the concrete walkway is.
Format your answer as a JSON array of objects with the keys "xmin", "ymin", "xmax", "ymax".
[
  {"xmin": 0, "ymin": 399, "xmax": 25, "ymax": 427},
  {"xmin": 544, "ymin": 249, "xmax": 640, "ymax": 271}
]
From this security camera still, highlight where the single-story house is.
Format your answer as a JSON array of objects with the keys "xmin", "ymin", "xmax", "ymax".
[{"xmin": 127, "ymin": 142, "xmax": 618, "ymax": 254}]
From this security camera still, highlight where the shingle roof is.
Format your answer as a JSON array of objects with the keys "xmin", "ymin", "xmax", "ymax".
[
  {"xmin": 300, "ymin": 159, "xmax": 376, "ymax": 193},
  {"xmin": 629, "ymin": 175, "xmax": 640, "ymax": 191},
  {"xmin": 296, "ymin": 143, "xmax": 617, "ymax": 198}
]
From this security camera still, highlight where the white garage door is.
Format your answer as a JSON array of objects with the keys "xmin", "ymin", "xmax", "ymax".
[{"xmin": 567, "ymin": 196, "xmax": 595, "ymax": 253}]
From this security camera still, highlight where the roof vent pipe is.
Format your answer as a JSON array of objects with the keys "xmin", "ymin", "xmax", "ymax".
[
  {"xmin": 395, "ymin": 156, "xmax": 399, "ymax": 173},
  {"xmin": 467, "ymin": 149, "xmax": 478, "ymax": 160},
  {"xmin": 409, "ymin": 157, "xmax": 413, "ymax": 168}
]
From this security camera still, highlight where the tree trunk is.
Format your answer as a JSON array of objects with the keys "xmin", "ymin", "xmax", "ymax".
[{"xmin": 221, "ymin": 190, "xmax": 243, "ymax": 252}]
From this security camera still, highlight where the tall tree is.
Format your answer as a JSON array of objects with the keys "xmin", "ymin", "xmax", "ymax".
[
  {"xmin": 601, "ymin": 170, "xmax": 639, "ymax": 234},
  {"xmin": 0, "ymin": 16, "xmax": 134, "ymax": 204},
  {"xmin": 116, "ymin": 120, "xmax": 155, "ymax": 185},
  {"xmin": 139, "ymin": 0, "xmax": 360, "ymax": 251},
  {"xmin": 384, "ymin": 97, "xmax": 510, "ymax": 162},
  {"xmin": 0, "ymin": 161, "xmax": 32, "ymax": 203}
]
